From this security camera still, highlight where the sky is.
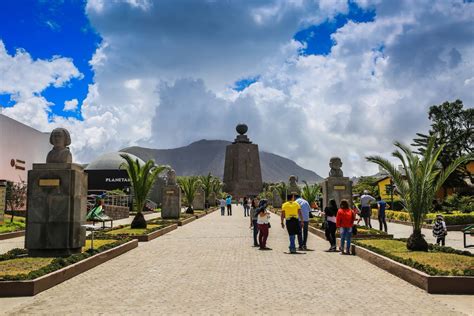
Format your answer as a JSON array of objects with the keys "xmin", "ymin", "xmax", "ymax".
[{"xmin": 0, "ymin": 0, "xmax": 473, "ymax": 178}]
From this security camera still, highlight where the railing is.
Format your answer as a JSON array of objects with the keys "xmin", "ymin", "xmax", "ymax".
[{"xmin": 87, "ymin": 190, "xmax": 132, "ymax": 210}]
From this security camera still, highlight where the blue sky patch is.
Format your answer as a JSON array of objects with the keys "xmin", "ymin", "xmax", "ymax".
[
  {"xmin": 233, "ymin": 76, "xmax": 260, "ymax": 92},
  {"xmin": 294, "ymin": 1, "xmax": 375, "ymax": 56},
  {"xmin": 0, "ymin": 0, "xmax": 101, "ymax": 120}
]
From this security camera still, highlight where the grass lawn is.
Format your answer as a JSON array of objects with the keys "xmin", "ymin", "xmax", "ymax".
[
  {"xmin": 105, "ymin": 224, "xmax": 161, "ymax": 236},
  {"xmin": 0, "ymin": 219, "xmax": 26, "ymax": 234},
  {"xmin": 0, "ymin": 239, "xmax": 116, "ymax": 278},
  {"xmin": 357, "ymin": 239, "xmax": 474, "ymax": 275}
]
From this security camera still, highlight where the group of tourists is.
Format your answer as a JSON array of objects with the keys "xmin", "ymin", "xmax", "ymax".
[{"xmin": 219, "ymin": 195, "xmax": 234, "ymax": 216}]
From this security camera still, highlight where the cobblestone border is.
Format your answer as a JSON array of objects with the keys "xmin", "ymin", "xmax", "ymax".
[
  {"xmin": 0, "ymin": 230, "xmax": 25, "ymax": 240},
  {"xmin": 0, "ymin": 239, "xmax": 138, "ymax": 297},
  {"xmin": 133, "ymin": 224, "xmax": 178, "ymax": 242},
  {"xmin": 352, "ymin": 244, "xmax": 474, "ymax": 294},
  {"xmin": 178, "ymin": 216, "xmax": 196, "ymax": 226}
]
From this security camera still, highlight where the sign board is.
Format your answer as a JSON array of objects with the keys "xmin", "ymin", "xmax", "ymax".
[
  {"xmin": 166, "ymin": 190, "xmax": 175, "ymax": 194},
  {"xmin": 39, "ymin": 179, "xmax": 60, "ymax": 187},
  {"xmin": 334, "ymin": 185, "xmax": 346, "ymax": 190},
  {"xmin": 0, "ymin": 184, "xmax": 6, "ymax": 224}
]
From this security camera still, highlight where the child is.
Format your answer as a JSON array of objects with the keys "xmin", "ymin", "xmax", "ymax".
[{"xmin": 432, "ymin": 214, "xmax": 447, "ymax": 246}]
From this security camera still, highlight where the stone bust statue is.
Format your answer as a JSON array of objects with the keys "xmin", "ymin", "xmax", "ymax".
[
  {"xmin": 46, "ymin": 128, "xmax": 72, "ymax": 163},
  {"xmin": 329, "ymin": 157, "xmax": 343, "ymax": 177},
  {"xmin": 166, "ymin": 169, "xmax": 177, "ymax": 185}
]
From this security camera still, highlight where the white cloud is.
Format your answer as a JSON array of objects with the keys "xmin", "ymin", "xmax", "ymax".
[
  {"xmin": 64, "ymin": 98, "xmax": 79, "ymax": 111},
  {"xmin": 1, "ymin": 0, "xmax": 473, "ymax": 178}
]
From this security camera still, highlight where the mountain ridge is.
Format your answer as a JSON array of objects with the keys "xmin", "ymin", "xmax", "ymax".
[{"xmin": 121, "ymin": 139, "xmax": 323, "ymax": 183}]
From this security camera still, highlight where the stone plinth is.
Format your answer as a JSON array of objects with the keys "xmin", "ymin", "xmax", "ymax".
[
  {"xmin": 272, "ymin": 189, "xmax": 282, "ymax": 208},
  {"xmin": 148, "ymin": 176, "xmax": 165, "ymax": 206},
  {"xmin": 25, "ymin": 163, "xmax": 87, "ymax": 257},
  {"xmin": 208, "ymin": 192, "xmax": 217, "ymax": 207},
  {"xmin": 193, "ymin": 187, "xmax": 205, "ymax": 210},
  {"xmin": 322, "ymin": 177, "xmax": 353, "ymax": 210},
  {"xmin": 161, "ymin": 185, "xmax": 181, "ymax": 219}
]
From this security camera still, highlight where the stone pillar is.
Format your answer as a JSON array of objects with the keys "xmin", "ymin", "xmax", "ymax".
[
  {"xmin": 208, "ymin": 192, "xmax": 217, "ymax": 207},
  {"xmin": 161, "ymin": 169, "xmax": 181, "ymax": 219},
  {"xmin": 193, "ymin": 187, "xmax": 205, "ymax": 210},
  {"xmin": 25, "ymin": 163, "xmax": 87, "ymax": 257},
  {"xmin": 0, "ymin": 181, "xmax": 6, "ymax": 224},
  {"xmin": 223, "ymin": 124, "xmax": 263, "ymax": 198},
  {"xmin": 272, "ymin": 189, "xmax": 282, "ymax": 208},
  {"xmin": 322, "ymin": 157, "xmax": 353, "ymax": 209},
  {"xmin": 287, "ymin": 175, "xmax": 301, "ymax": 196}
]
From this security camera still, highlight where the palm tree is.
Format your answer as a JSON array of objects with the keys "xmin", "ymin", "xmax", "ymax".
[
  {"xmin": 211, "ymin": 178, "xmax": 223, "ymax": 196},
  {"xmin": 199, "ymin": 173, "xmax": 213, "ymax": 200},
  {"xmin": 177, "ymin": 176, "xmax": 201, "ymax": 214},
  {"xmin": 301, "ymin": 181, "xmax": 321, "ymax": 206},
  {"xmin": 120, "ymin": 154, "xmax": 169, "ymax": 229},
  {"xmin": 366, "ymin": 136, "xmax": 472, "ymax": 251},
  {"xmin": 276, "ymin": 182, "xmax": 288, "ymax": 202}
]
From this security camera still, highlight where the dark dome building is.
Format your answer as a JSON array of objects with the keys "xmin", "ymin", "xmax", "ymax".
[{"xmin": 85, "ymin": 152, "xmax": 144, "ymax": 191}]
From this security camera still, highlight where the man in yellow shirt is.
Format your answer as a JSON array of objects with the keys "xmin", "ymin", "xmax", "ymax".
[{"xmin": 281, "ymin": 194, "xmax": 304, "ymax": 253}]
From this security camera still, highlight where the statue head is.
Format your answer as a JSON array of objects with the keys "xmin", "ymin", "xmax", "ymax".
[
  {"xmin": 289, "ymin": 175, "xmax": 297, "ymax": 185},
  {"xmin": 50, "ymin": 128, "xmax": 71, "ymax": 149},
  {"xmin": 167, "ymin": 169, "xmax": 177, "ymax": 185},
  {"xmin": 329, "ymin": 157, "xmax": 343, "ymax": 177}
]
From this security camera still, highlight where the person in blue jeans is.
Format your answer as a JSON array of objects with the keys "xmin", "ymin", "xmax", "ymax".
[
  {"xmin": 336, "ymin": 200, "xmax": 356, "ymax": 255},
  {"xmin": 377, "ymin": 196, "xmax": 388, "ymax": 232},
  {"xmin": 249, "ymin": 198, "xmax": 259, "ymax": 247},
  {"xmin": 296, "ymin": 197, "xmax": 311, "ymax": 250}
]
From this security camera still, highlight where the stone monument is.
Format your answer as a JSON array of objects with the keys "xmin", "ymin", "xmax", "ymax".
[
  {"xmin": 208, "ymin": 191, "xmax": 217, "ymax": 207},
  {"xmin": 193, "ymin": 186, "xmax": 205, "ymax": 210},
  {"xmin": 161, "ymin": 169, "xmax": 181, "ymax": 219},
  {"xmin": 287, "ymin": 175, "xmax": 301, "ymax": 196},
  {"xmin": 223, "ymin": 123, "xmax": 263, "ymax": 197},
  {"xmin": 272, "ymin": 188, "xmax": 282, "ymax": 208},
  {"xmin": 322, "ymin": 157, "xmax": 352, "ymax": 210},
  {"xmin": 25, "ymin": 128, "xmax": 87, "ymax": 257}
]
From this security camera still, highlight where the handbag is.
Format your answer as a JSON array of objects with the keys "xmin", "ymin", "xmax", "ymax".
[
  {"xmin": 352, "ymin": 225, "xmax": 358, "ymax": 236},
  {"xmin": 268, "ymin": 222, "xmax": 271, "ymax": 228}
]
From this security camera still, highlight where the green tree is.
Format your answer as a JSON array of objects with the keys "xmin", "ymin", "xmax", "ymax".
[
  {"xmin": 412, "ymin": 100, "xmax": 473, "ymax": 191},
  {"xmin": 367, "ymin": 136, "xmax": 473, "ymax": 251},
  {"xmin": 275, "ymin": 181, "xmax": 288, "ymax": 202},
  {"xmin": 120, "ymin": 154, "xmax": 169, "ymax": 229},
  {"xmin": 353, "ymin": 176, "xmax": 379, "ymax": 197},
  {"xmin": 177, "ymin": 176, "xmax": 201, "ymax": 214},
  {"xmin": 5, "ymin": 181, "xmax": 27, "ymax": 223},
  {"xmin": 199, "ymin": 173, "xmax": 213, "ymax": 200},
  {"xmin": 301, "ymin": 181, "xmax": 320, "ymax": 206},
  {"xmin": 210, "ymin": 178, "xmax": 223, "ymax": 196}
]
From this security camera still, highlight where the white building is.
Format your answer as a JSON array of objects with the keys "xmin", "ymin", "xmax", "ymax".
[{"xmin": 0, "ymin": 114, "xmax": 50, "ymax": 183}]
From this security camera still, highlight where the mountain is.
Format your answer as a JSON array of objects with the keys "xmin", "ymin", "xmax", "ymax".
[{"xmin": 121, "ymin": 139, "xmax": 323, "ymax": 183}]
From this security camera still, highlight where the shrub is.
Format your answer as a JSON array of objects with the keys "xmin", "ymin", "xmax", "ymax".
[{"xmin": 426, "ymin": 213, "xmax": 474, "ymax": 225}]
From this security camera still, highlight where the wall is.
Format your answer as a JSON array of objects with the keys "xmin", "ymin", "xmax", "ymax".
[{"xmin": 0, "ymin": 114, "xmax": 50, "ymax": 183}]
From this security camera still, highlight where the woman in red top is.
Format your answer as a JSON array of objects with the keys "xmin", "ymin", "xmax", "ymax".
[{"xmin": 336, "ymin": 199, "xmax": 356, "ymax": 255}]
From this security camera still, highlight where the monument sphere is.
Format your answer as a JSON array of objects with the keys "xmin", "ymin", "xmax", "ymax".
[{"xmin": 236, "ymin": 123, "xmax": 248, "ymax": 135}]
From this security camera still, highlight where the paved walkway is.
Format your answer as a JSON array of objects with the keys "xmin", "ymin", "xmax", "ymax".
[{"xmin": 2, "ymin": 206, "xmax": 472, "ymax": 315}]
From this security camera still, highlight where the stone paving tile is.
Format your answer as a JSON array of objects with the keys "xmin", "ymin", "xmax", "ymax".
[{"xmin": 1, "ymin": 206, "xmax": 472, "ymax": 315}]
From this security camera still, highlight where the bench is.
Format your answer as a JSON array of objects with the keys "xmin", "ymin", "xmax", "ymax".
[
  {"xmin": 90, "ymin": 217, "xmax": 114, "ymax": 229},
  {"xmin": 462, "ymin": 224, "xmax": 474, "ymax": 248},
  {"xmin": 87, "ymin": 204, "xmax": 114, "ymax": 229}
]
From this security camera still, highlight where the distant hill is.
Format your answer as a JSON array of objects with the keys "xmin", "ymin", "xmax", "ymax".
[{"xmin": 121, "ymin": 139, "xmax": 323, "ymax": 183}]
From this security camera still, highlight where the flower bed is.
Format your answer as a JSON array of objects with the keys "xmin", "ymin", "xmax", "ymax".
[
  {"xmin": 0, "ymin": 217, "xmax": 26, "ymax": 240},
  {"xmin": 0, "ymin": 239, "xmax": 137, "ymax": 297},
  {"xmin": 101, "ymin": 220, "xmax": 178, "ymax": 242},
  {"xmin": 352, "ymin": 239, "xmax": 474, "ymax": 294}
]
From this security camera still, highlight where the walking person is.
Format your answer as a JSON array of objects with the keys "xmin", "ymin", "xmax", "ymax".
[
  {"xmin": 360, "ymin": 190, "xmax": 375, "ymax": 228},
  {"xmin": 323, "ymin": 199, "xmax": 338, "ymax": 251},
  {"xmin": 256, "ymin": 200, "xmax": 271, "ymax": 250},
  {"xmin": 281, "ymin": 194, "xmax": 303, "ymax": 254},
  {"xmin": 296, "ymin": 197, "xmax": 311, "ymax": 250},
  {"xmin": 226, "ymin": 195, "xmax": 232, "ymax": 216},
  {"xmin": 377, "ymin": 196, "xmax": 388, "ymax": 232},
  {"xmin": 243, "ymin": 196, "xmax": 250, "ymax": 217},
  {"xmin": 219, "ymin": 197, "xmax": 226, "ymax": 216},
  {"xmin": 249, "ymin": 198, "xmax": 259, "ymax": 247},
  {"xmin": 336, "ymin": 199, "xmax": 356, "ymax": 255},
  {"xmin": 433, "ymin": 214, "xmax": 447, "ymax": 246}
]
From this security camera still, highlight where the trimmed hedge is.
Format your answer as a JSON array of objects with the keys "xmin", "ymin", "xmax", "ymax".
[
  {"xmin": 372, "ymin": 209, "xmax": 474, "ymax": 225},
  {"xmin": 0, "ymin": 239, "xmax": 130, "ymax": 281}
]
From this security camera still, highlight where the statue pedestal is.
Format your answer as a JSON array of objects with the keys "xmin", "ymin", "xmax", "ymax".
[
  {"xmin": 161, "ymin": 185, "xmax": 181, "ymax": 219},
  {"xmin": 322, "ymin": 177, "xmax": 353, "ymax": 210},
  {"xmin": 25, "ymin": 163, "xmax": 87, "ymax": 257},
  {"xmin": 272, "ymin": 190, "xmax": 282, "ymax": 208},
  {"xmin": 192, "ymin": 187, "xmax": 205, "ymax": 210}
]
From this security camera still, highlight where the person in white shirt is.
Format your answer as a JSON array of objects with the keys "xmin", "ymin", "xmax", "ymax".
[
  {"xmin": 219, "ymin": 198, "xmax": 226, "ymax": 216},
  {"xmin": 256, "ymin": 200, "xmax": 271, "ymax": 250},
  {"xmin": 360, "ymin": 190, "xmax": 376, "ymax": 228}
]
